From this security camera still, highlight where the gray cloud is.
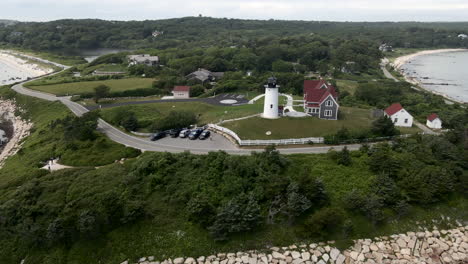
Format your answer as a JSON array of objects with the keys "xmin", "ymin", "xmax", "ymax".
[{"xmin": 1, "ymin": 0, "xmax": 468, "ymax": 22}]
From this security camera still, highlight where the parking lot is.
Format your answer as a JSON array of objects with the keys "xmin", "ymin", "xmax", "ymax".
[{"xmin": 149, "ymin": 131, "xmax": 238, "ymax": 152}]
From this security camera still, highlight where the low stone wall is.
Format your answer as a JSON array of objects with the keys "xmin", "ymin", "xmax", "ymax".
[{"xmin": 124, "ymin": 226, "xmax": 468, "ymax": 264}]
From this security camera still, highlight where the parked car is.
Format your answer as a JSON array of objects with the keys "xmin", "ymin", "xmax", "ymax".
[
  {"xmin": 150, "ymin": 131, "xmax": 166, "ymax": 141},
  {"xmin": 188, "ymin": 129, "xmax": 203, "ymax": 140},
  {"xmin": 168, "ymin": 128, "xmax": 183, "ymax": 138},
  {"xmin": 179, "ymin": 129, "xmax": 190, "ymax": 138},
  {"xmin": 199, "ymin": 130, "xmax": 211, "ymax": 140}
]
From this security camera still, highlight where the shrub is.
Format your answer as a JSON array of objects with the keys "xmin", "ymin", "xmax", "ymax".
[
  {"xmin": 151, "ymin": 111, "xmax": 198, "ymax": 132},
  {"xmin": 208, "ymin": 193, "xmax": 261, "ymax": 241},
  {"xmin": 303, "ymin": 207, "xmax": 344, "ymax": 239}
]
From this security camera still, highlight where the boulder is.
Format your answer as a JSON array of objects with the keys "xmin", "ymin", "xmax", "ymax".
[
  {"xmin": 174, "ymin": 258, "xmax": 184, "ymax": 264},
  {"xmin": 322, "ymin": 253, "xmax": 329, "ymax": 262},
  {"xmin": 400, "ymin": 248, "xmax": 411, "ymax": 255},
  {"xmin": 336, "ymin": 254, "xmax": 346, "ymax": 264},
  {"xmin": 330, "ymin": 248, "xmax": 340, "ymax": 260},
  {"xmin": 291, "ymin": 251, "xmax": 301, "ymax": 259},
  {"xmin": 272, "ymin": 252, "xmax": 286, "ymax": 260}
]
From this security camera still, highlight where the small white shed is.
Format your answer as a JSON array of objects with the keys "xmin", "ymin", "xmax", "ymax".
[
  {"xmin": 426, "ymin": 113, "xmax": 442, "ymax": 129},
  {"xmin": 384, "ymin": 103, "xmax": 414, "ymax": 128}
]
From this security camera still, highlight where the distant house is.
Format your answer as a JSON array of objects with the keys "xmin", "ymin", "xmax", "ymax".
[
  {"xmin": 128, "ymin": 54, "xmax": 159, "ymax": 67},
  {"xmin": 426, "ymin": 113, "xmax": 442, "ymax": 129},
  {"xmin": 341, "ymin": 61, "xmax": 357, "ymax": 74},
  {"xmin": 458, "ymin": 34, "xmax": 468, "ymax": 39},
  {"xmin": 384, "ymin": 103, "xmax": 413, "ymax": 127},
  {"xmin": 186, "ymin": 68, "xmax": 224, "ymax": 83},
  {"xmin": 303, "ymin": 79, "xmax": 339, "ymax": 120},
  {"xmin": 172, "ymin": 86, "xmax": 191, "ymax": 99},
  {"xmin": 379, "ymin": 44, "xmax": 393, "ymax": 52}
]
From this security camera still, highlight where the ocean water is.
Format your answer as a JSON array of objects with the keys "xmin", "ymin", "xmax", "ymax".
[{"xmin": 400, "ymin": 51, "xmax": 468, "ymax": 103}]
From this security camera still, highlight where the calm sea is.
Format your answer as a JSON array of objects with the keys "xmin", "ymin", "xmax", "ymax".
[{"xmin": 401, "ymin": 51, "xmax": 468, "ymax": 103}]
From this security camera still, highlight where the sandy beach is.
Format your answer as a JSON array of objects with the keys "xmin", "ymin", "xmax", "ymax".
[
  {"xmin": 392, "ymin": 48, "xmax": 468, "ymax": 69},
  {"xmin": 390, "ymin": 49, "xmax": 468, "ymax": 104},
  {"xmin": 0, "ymin": 50, "xmax": 54, "ymax": 85}
]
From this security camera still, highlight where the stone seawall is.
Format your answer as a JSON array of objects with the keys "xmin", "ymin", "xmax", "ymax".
[{"xmin": 125, "ymin": 226, "xmax": 468, "ymax": 264}]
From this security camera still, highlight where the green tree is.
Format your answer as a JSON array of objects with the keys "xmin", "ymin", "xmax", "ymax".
[
  {"xmin": 93, "ymin": 85, "xmax": 110, "ymax": 103},
  {"xmin": 371, "ymin": 116, "xmax": 399, "ymax": 137},
  {"xmin": 151, "ymin": 111, "xmax": 198, "ymax": 132},
  {"xmin": 208, "ymin": 194, "xmax": 261, "ymax": 241},
  {"xmin": 337, "ymin": 146, "xmax": 352, "ymax": 166},
  {"xmin": 190, "ymin": 85, "xmax": 205, "ymax": 97}
]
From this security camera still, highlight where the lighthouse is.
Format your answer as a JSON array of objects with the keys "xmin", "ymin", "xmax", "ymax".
[{"xmin": 262, "ymin": 77, "xmax": 280, "ymax": 119}]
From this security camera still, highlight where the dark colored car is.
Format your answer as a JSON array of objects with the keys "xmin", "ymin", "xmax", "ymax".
[
  {"xmin": 168, "ymin": 128, "xmax": 182, "ymax": 138},
  {"xmin": 150, "ymin": 131, "xmax": 166, "ymax": 141},
  {"xmin": 188, "ymin": 129, "xmax": 203, "ymax": 140},
  {"xmin": 179, "ymin": 129, "xmax": 190, "ymax": 138},
  {"xmin": 199, "ymin": 130, "xmax": 211, "ymax": 140}
]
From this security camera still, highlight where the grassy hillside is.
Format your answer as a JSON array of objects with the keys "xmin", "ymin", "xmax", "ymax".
[
  {"xmin": 100, "ymin": 101, "xmax": 263, "ymax": 131},
  {"xmin": 0, "ymin": 86, "xmax": 140, "ymax": 189},
  {"xmin": 26, "ymin": 78, "xmax": 154, "ymax": 96}
]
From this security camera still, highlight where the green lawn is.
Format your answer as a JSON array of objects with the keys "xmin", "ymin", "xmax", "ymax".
[
  {"xmin": 224, "ymin": 107, "xmax": 375, "ymax": 139},
  {"xmin": 96, "ymin": 64, "xmax": 128, "ymax": 72},
  {"xmin": 336, "ymin": 80, "xmax": 359, "ymax": 95},
  {"xmin": 0, "ymin": 87, "xmax": 140, "ymax": 190},
  {"xmin": 100, "ymin": 101, "xmax": 264, "ymax": 131},
  {"xmin": 27, "ymin": 78, "xmax": 154, "ymax": 95}
]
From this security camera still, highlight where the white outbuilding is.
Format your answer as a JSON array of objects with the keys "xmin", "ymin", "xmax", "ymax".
[
  {"xmin": 384, "ymin": 103, "xmax": 413, "ymax": 127},
  {"xmin": 426, "ymin": 113, "xmax": 442, "ymax": 129}
]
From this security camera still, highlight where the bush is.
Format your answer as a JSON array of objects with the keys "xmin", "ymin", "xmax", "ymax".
[
  {"xmin": 151, "ymin": 111, "xmax": 198, "ymax": 132},
  {"xmin": 371, "ymin": 116, "xmax": 399, "ymax": 137},
  {"xmin": 303, "ymin": 207, "xmax": 344, "ymax": 239},
  {"xmin": 208, "ymin": 193, "xmax": 261, "ymax": 241}
]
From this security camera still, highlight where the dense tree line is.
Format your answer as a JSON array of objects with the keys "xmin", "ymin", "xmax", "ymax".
[{"xmin": 1, "ymin": 17, "xmax": 467, "ymax": 52}]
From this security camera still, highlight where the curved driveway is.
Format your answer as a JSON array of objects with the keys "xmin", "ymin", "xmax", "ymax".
[{"xmin": 10, "ymin": 57, "xmax": 366, "ymax": 155}]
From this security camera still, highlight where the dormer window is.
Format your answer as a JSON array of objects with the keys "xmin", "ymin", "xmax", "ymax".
[{"xmin": 325, "ymin": 100, "xmax": 333, "ymax": 106}]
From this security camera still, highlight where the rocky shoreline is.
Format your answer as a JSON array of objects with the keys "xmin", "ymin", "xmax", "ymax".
[
  {"xmin": 0, "ymin": 99, "xmax": 33, "ymax": 168},
  {"xmin": 391, "ymin": 49, "xmax": 468, "ymax": 105},
  {"xmin": 125, "ymin": 226, "xmax": 468, "ymax": 264}
]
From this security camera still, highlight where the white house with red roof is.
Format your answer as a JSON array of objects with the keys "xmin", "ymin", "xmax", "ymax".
[
  {"xmin": 384, "ymin": 103, "xmax": 413, "ymax": 127},
  {"xmin": 426, "ymin": 113, "xmax": 442, "ymax": 129},
  {"xmin": 303, "ymin": 80, "xmax": 339, "ymax": 120},
  {"xmin": 172, "ymin": 86, "xmax": 191, "ymax": 99}
]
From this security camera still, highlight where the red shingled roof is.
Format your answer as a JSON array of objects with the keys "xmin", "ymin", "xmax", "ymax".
[
  {"xmin": 303, "ymin": 80, "xmax": 338, "ymax": 104},
  {"xmin": 173, "ymin": 86, "xmax": 191, "ymax": 92},
  {"xmin": 427, "ymin": 113, "xmax": 439, "ymax": 122},
  {"xmin": 384, "ymin": 103, "xmax": 403, "ymax": 116}
]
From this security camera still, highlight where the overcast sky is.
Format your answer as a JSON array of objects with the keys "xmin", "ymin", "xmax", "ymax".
[{"xmin": 2, "ymin": 0, "xmax": 468, "ymax": 22}]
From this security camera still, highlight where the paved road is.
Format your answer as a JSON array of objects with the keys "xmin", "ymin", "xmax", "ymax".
[{"xmin": 381, "ymin": 59, "xmax": 400, "ymax": 82}]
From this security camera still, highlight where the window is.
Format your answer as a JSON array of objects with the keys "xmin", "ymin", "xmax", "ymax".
[
  {"xmin": 394, "ymin": 118, "xmax": 398, "ymax": 123},
  {"xmin": 324, "ymin": 110, "xmax": 332, "ymax": 117},
  {"xmin": 270, "ymin": 104, "xmax": 273, "ymax": 109},
  {"xmin": 313, "ymin": 108, "xmax": 319, "ymax": 113},
  {"xmin": 308, "ymin": 108, "xmax": 312, "ymax": 113},
  {"xmin": 404, "ymin": 119, "xmax": 408, "ymax": 124},
  {"xmin": 326, "ymin": 100, "xmax": 333, "ymax": 106}
]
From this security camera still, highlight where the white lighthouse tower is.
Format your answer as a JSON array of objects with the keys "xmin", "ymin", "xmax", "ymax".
[{"xmin": 262, "ymin": 77, "xmax": 280, "ymax": 119}]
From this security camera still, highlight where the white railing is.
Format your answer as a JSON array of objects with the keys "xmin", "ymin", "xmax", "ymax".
[{"xmin": 207, "ymin": 124, "xmax": 324, "ymax": 146}]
